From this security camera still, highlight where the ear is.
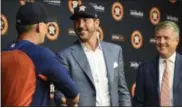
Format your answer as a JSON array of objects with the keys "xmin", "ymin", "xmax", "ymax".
[
  {"xmin": 95, "ymin": 18, "xmax": 100, "ymax": 27},
  {"xmin": 36, "ymin": 23, "xmax": 40, "ymax": 33},
  {"xmin": 176, "ymin": 36, "xmax": 180, "ymax": 44}
]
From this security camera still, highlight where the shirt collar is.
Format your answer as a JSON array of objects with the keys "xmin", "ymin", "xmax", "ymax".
[{"xmin": 159, "ymin": 52, "xmax": 176, "ymax": 63}]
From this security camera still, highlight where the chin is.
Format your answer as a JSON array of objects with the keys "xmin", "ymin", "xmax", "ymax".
[
  {"xmin": 79, "ymin": 36, "xmax": 87, "ymax": 40},
  {"xmin": 159, "ymin": 52, "xmax": 168, "ymax": 58}
]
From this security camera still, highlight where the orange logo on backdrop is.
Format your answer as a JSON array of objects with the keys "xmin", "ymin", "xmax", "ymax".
[
  {"xmin": 97, "ymin": 26, "xmax": 104, "ymax": 40},
  {"xmin": 19, "ymin": 0, "xmax": 35, "ymax": 5},
  {"xmin": 111, "ymin": 2, "xmax": 124, "ymax": 21},
  {"xmin": 46, "ymin": 22, "xmax": 60, "ymax": 41},
  {"xmin": 150, "ymin": 7, "xmax": 160, "ymax": 25},
  {"xmin": 131, "ymin": 82, "xmax": 136, "ymax": 97},
  {"xmin": 1, "ymin": 14, "xmax": 8, "ymax": 36},
  {"xmin": 131, "ymin": 30, "xmax": 143, "ymax": 49},
  {"xmin": 68, "ymin": 0, "xmax": 82, "ymax": 14},
  {"xmin": 170, "ymin": 0, "xmax": 176, "ymax": 3}
]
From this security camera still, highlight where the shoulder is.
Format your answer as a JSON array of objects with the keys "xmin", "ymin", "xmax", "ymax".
[
  {"xmin": 58, "ymin": 41, "xmax": 80, "ymax": 56},
  {"xmin": 138, "ymin": 57, "xmax": 158, "ymax": 69},
  {"xmin": 177, "ymin": 52, "xmax": 182, "ymax": 59},
  {"xmin": 176, "ymin": 53, "xmax": 182, "ymax": 65},
  {"xmin": 101, "ymin": 41, "xmax": 121, "ymax": 48},
  {"xmin": 101, "ymin": 41, "xmax": 122, "ymax": 51},
  {"xmin": 21, "ymin": 44, "xmax": 56, "ymax": 59}
]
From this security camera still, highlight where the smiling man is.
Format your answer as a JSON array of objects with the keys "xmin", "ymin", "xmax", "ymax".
[
  {"xmin": 57, "ymin": 3, "xmax": 131, "ymax": 106},
  {"xmin": 133, "ymin": 21, "xmax": 182, "ymax": 106}
]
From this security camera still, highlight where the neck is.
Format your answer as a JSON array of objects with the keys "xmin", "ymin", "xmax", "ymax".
[
  {"xmin": 160, "ymin": 52, "xmax": 175, "ymax": 59},
  {"xmin": 18, "ymin": 32, "xmax": 39, "ymax": 45},
  {"xmin": 82, "ymin": 35, "xmax": 99, "ymax": 51}
]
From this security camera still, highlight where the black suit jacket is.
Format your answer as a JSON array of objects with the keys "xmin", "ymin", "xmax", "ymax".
[{"xmin": 133, "ymin": 53, "xmax": 182, "ymax": 106}]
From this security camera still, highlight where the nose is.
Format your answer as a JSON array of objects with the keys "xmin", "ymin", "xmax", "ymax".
[
  {"xmin": 77, "ymin": 19, "xmax": 85, "ymax": 28},
  {"xmin": 160, "ymin": 37, "xmax": 165, "ymax": 44}
]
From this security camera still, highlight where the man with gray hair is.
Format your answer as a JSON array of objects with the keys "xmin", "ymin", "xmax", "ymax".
[{"xmin": 133, "ymin": 21, "xmax": 182, "ymax": 106}]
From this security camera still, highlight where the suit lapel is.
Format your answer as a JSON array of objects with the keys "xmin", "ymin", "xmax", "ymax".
[
  {"xmin": 173, "ymin": 53, "xmax": 182, "ymax": 91},
  {"xmin": 101, "ymin": 42, "xmax": 114, "ymax": 83},
  {"xmin": 71, "ymin": 42, "xmax": 95, "ymax": 87},
  {"xmin": 151, "ymin": 56, "xmax": 160, "ymax": 100}
]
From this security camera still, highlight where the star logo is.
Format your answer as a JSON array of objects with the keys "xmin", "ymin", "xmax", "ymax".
[
  {"xmin": 131, "ymin": 30, "xmax": 143, "ymax": 49},
  {"xmin": 79, "ymin": 5, "xmax": 86, "ymax": 12},
  {"xmin": 46, "ymin": 22, "xmax": 59, "ymax": 41},
  {"xmin": 149, "ymin": 7, "xmax": 160, "ymax": 25},
  {"xmin": 111, "ymin": 2, "xmax": 124, "ymax": 21}
]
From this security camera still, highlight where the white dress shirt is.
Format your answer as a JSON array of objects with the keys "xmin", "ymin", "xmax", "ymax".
[
  {"xmin": 159, "ymin": 52, "xmax": 176, "ymax": 105},
  {"xmin": 81, "ymin": 42, "xmax": 110, "ymax": 106}
]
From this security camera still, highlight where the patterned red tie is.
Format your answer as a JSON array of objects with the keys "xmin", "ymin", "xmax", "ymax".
[{"xmin": 160, "ymin": 59, "xmax": 171, "ymax": 106}]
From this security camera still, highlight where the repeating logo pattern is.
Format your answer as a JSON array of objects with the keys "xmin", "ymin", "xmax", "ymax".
[
  {"xmin": 68, "ymin": 0, "xmax": 82, "ymax": 14},
  {"xmin": 131, "ymin": 82, "xmax": 136, "ymax": 97},
  {"xmin": 131, "ymin": 30, "xmax": 143, "ymax": 49},
  {"xmin": 1, "ymin": 14, "xmax": 8, "ymax": 36},
  {"xmin": 46, "ymin": 22, "xmax": 59, "ymax": 41},
  {"xmin": 111, "ymin": 2, "xmax": 124, "ymax": 21},
  {"xmin": 19, "ymin": 0, "xmax": 35, "ymax": 5},
  {"xmin": 169, "ymin": 0, "xmax": 176, "ymax": 3},
  {"xmin": 150, "ymin": 7, "xmax": 160, "ymax": 25},
  {"xmin": 112, "ymin": 34, "xmax": 124, "ymax": 42}
]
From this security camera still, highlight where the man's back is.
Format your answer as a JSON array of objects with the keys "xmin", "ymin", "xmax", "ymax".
[
  {"xmin": 3, "ymin": 40, "xmax": 79, "ymax": 106},
  {"xmin": 2, "ymin": 50, "xmax": 36, "ymax": 106}
]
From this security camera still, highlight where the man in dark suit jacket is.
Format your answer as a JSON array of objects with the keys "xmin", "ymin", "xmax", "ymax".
[
  {"xmin": 133, "ymin": 21, "xmax": 182, "ymax": 106},
  {"xmin": 57, "ymin": 3, "xmax": 131, "ymax": 106}
]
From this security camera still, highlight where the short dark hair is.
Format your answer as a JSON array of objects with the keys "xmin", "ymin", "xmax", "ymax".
[{"xmin": 16, "ymin": 24, "xmax": 35, "ymax": 35}]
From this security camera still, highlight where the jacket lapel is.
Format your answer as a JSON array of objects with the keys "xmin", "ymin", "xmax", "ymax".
[
  {"xmin": 101, "ymin": 42, "xmax": 114, "ymax": 83},
  {"xmin": 151, "ymin": 56, "xmax": 160, "ymax": 100},
  {"xmin": 71, "ymin": 42, "xmax": 95, "ymax": 87},
  {"xmin": 173, "ymin": 53, "xmax": 182, "ymax": 91}
]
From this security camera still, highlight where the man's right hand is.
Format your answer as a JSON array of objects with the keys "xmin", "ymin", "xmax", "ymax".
[{"xmin": 62, "ymin": 94, "xmax": 80, "ymax": 107}]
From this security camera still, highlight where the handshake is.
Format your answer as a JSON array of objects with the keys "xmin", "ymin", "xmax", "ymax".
[
  {"xmin": 60, "ymin": 95, "xmax": 79, "ymax": 107},
  {"xmin": 51, "ymin": 92, "xmax": 79, "ymax": 107}
]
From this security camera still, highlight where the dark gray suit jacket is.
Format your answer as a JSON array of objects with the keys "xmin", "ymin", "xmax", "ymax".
[
  {"xmin": 57, "ymin": 40, "xmax": 131, "ymax": 106},
  {"xmin": 133, "ymin": 53, "xmax": 182, "ymax": 106}
]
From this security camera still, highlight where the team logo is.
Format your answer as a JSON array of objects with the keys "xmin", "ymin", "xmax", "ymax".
[
  {"xmin": 68, "ymin": 0, "xmax": 82, "ymax": 14},
  {"xmin": 111, "ymin": 2, "xmax": 124, "ymax": 21},
  {"xmin": 46, "ymin": 22, "xmax": 59, "ymax": 41},
  {"xmin": 150, "ymin": 38, "xmax": 156, "ymax": 44},
  {"xmin": 1, "ymin": 14, "xmax": 8, "ymax": 36},
  {"xmin": 19, "ymin": 0, "xmax": 35, "ymax": 5},
  {"xmin": 112, "ymin": 34, "xmax": 124, "ymax": 42},
  {"xmin": 96, "ymin": 26, "xmax": 104, "ymax": 40},
  {"xmin": 170, "ymin": 0, "xmax": 176, "ymax": 3},
  {"xmin": 43, "ymin": 0, "xmax": 61, "ymax": 6},
  {"xmin": 130, "ymin": 61, "xmax": 140, "ymax": 69},
  {"xmin": 131, "ymin": 82, "xmax": 136, "ymax": 97},
  {"xmin": 68, "ymin": 28, "xmax": 76, "ymax": 36},
  {"xmin": 131, "ymin": 30, "xmax": 143, "ymax": 49},
  {"xmin": 150, "ymin": 7, "xmax": 160, "ymax": 25}
]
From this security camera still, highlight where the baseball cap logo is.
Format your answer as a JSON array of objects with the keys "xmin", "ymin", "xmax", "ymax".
[
  {"xmin": 111, "ymin": 2, "xmax": 124, "ymax": 21},
  {"xmin": 131, "ymin": 30, "xmax": 143, "ymax": 49},
  {"xmin": 19, "ymin": 0, "xmax": 35, "ymax": 5},
  {"xmin": 1, "ymin": 14, "xmax": 8, "ymax": 36},
  {"xmin": 79, "ymin": 5, "xmax": 86, "ymax": 12},
  {"xmin": 150, "ymin": 7, "xmax": 160, "ymax": 25},
  {"xmin": 46, "ymin": 22, "xmax": 59, "ymax": 41},
  {"xmin": 68, "ymin": 0, "xmax": 82, "ymax": 14}
]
